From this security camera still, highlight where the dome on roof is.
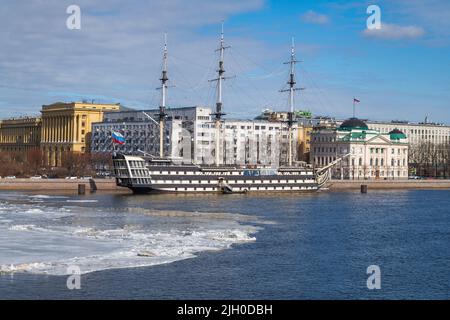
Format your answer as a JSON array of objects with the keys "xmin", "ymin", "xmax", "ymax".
[
  {"xmin": 389, "ymin": 128, "xmax": 407, "ymax": 140},
  {"xmin": 389, "ymin": 128, "xmax": 404, "ymax": 134},
  {"xmin": 339, "ymin": 118, "xmax": 368, "ymax": 130}
]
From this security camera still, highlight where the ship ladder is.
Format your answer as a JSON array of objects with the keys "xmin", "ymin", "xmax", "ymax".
[
  {"xmin": 218, "ymin": 178, "xmax": 234, "ymax": 194},
  {"xmin": 317, "ymin": 168, "xmax": 331, "ymax": 188}
]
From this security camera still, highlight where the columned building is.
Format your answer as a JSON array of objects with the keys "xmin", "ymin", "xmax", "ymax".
[
  {"xmin": 40, "ymin": 102, "xmax": 120, "ymax": 166},
  {"xmin": 311, "ymin": 118, "xmax": 409, "ymax": 180},
  {"xmin": 335, "ymin": 119, "xmax": 450, "ymax": 146},
  {"xmin": 0, "ymin": 117, "xmax": 42, "ymax": 153}
]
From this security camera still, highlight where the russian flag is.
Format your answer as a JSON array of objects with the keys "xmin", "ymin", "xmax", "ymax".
[{"xmin": 112, "ymin": 131, "xmax": 126, "ymax": 145}]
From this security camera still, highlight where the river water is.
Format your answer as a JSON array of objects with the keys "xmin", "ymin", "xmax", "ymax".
[{"xmin": 0, "ymin": 189, "xmax": 449, "ymax": 299}]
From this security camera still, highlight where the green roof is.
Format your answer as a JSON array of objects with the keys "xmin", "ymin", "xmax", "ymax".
[
  {"xmin": 339, "ymin": 118, "xmax": 369, "ymax": 131},
  {"xmin": 390, "ymin": 133, "xmax": 407, "ymax": 140},
  {"xmin": 340, "ymin": 131, "xmax": 367, "ymax": 141},
  {"xmin": 351, "ymin": 132, "xmax": 367, "ymax": 139},
  {"xmin": 389, "ymin": 128, "xmax": 407, "ymax": 140}
]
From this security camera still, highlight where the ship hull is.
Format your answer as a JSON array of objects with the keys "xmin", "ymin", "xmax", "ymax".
[
  {"xmin": 129, "ymin": 185, "xmax": 319, "ymax": 194},
  {"xmin": 113, "ymin": 154, "xmax": 325, "ymax": 195}
]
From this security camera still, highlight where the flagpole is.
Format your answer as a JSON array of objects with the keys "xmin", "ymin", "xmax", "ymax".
[{"xmin": 353, "ymin": 97, "xmax": 355, "ymax": 118}]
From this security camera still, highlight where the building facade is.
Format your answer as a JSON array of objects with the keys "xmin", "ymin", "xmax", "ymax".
[
  {"xmin": 91, "ymin": 106, "xmax": 310, "ymax": 167},
  {"xmin": 255, "ymin": 109, "xmax": 313, "ymax": 162},
  {"xmin": 199, "ymin": 118, "xmax": 303, "ymax": 166},
  {"xmin": 312, "ymin": 118, "xmax": 409, "ymax": 180},
  {"xmin": 40, "ymin": 102, "xmax": 120, "ymax": 166},
  {"xmin": 91, "ymin": 106, "xmax": 205, "ymax": 159},
  {"xmin": 0, "ymin": 117, "xmax": 42, "ymax": 153},
  {"xmin": 334, "ymin": 119, "xmax": 450, "ymax": 146},
  {"xmin": 333, "ymin": 118, "xmax": 450, "ymax": 177}
]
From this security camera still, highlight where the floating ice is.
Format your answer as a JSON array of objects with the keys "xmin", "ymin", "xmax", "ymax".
[
  {"xmin": 29, "ymin": 195, "xmax": 69, "ymax": 199},
  {"xmin": 0, "ymin": 192, "xmax": 263, "ymax": 276}
]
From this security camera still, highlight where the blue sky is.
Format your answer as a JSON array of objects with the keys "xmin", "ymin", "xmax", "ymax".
[{"xmin": 0, "ymin": 0, "xmax": 449, "ymax": 123}]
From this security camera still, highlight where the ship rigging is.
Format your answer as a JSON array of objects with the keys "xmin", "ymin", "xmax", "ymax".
[{"xmin": 112, "ymin": 24, "xmax": 333, "ymax": 194}]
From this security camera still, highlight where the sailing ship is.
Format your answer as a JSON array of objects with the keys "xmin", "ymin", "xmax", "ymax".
[{"xmin": 113, "ymin": 25, "xmax": 331, "ymax": 194}]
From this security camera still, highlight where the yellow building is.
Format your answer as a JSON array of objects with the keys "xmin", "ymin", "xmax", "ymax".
[
  {"xmin": 297, "ymin": 125, "xmax": 312, "ymax": 163},
  {"xmin": 40, "ymin": 102, "xmax": 120, "ymax": 166},
  {"xmin": 0, "ymin": 117, "xmax": 42, "ymax": 153}
]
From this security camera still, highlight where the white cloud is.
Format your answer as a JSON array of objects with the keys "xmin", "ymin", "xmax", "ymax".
[
  {"xmin": 300, "ymin": 10, "xmax": 330, "ymax": 25},
  {"xmin": 0, "ymin": 0, "xmax": 269, "ymax": 117},
  {"xmin": 390, "ymin": 0, "xmax": 450, "ymax": 45},
  {"xmin": 363, "ymin": 23, "xmax": 425, "ymax": 40}
]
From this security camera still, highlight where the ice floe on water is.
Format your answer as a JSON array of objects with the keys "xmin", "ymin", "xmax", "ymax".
[
  {"xmin": 29, "ymin": 195, "xmax": 69, "ymax": 199},
  {"xmin": 0, "ymin": 192, "xmax": 265, "ymax": 276}
]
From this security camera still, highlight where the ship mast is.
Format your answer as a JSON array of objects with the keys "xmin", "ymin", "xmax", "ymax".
[
  {"xmin": 210, "ymin": 22, "xmax": 230, "ymax": 166},
  {"xmin": 280, "ymin": 38, "xmax": 301, "ymax": 167},
  {"xmin": 158, "ymin": 33, "xmax": 169, "ymax": 158}
]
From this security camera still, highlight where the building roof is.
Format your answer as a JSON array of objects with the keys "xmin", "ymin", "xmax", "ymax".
[
  {"xmin": 339, "ymin": 118, "xmax": 369, "ymax": 131},
  {"xmin": 41, "ymin": 102, "xmax": 121, "ymax": 112},
  {"xmin": 389, "ymin": 128, "xmax": 407, "ymax": 140}
]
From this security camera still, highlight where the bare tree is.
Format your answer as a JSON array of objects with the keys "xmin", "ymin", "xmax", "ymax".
[
  {"xmin": 409, "ymin": 141, "xmax": 450, "ymax": 178},
  {"xmin": 26, "ymin": 148, "xmax": 43, "ymax": 176},
  {"xmin": 0, "ymin": 151, "xmax": 24, "ymax": 177},
  {"xmin": 61, "ymin": 152, "xmax": 94, "ymax": 177},
  {"xmin": 91, "ymin": 152, "xmax": 113, "ymax": 174}
]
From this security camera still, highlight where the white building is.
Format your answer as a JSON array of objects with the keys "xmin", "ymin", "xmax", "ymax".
[
  {"xmin": 335, "ymin": 119, "xmax": 450, "ymax": 146},
  {"xmin": 91, "ymin": 106, "xmax": 210, "ymax": 159},
  {"xmin": 91, "ymin": 106, "xmax": 305, "ymax": 167},
  {"xmin": 312, "ymin": 118, "xmax": 409, "ymax": 180}
]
